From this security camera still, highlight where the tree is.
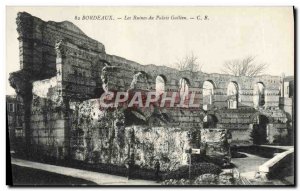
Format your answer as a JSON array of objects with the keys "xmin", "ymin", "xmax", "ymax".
[
  {"xmin": 176, "ymin": 52, "xmax": 203, "ymax": 72},
  {"xmin": 221, "ymin": 56, "xmax": 268, "ymax": 77}
]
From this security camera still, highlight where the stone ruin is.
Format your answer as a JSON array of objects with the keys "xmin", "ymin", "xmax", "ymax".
[{"xmin": 9, "ymin": 12, "xmax": 292, "ymax": 171}]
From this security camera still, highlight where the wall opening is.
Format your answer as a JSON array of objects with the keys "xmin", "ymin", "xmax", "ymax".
[
  {"xmin": 202, "ymin": 80, "xmax": 215, "ymax": 110},
  {"xmin": 179, "ymin": 78, "xmax": 190, "ymax": 99},
  {"xmin": 156, "ymin": 75, "xmax": 166, "ymax": 96},
  {"xmin": 227, "ymin": 81, "xmax": 239, "ymax": 109},
  {"xmin": 251, "ymin": 115, "xmax": 269, "ymax": 145},
  {"xmin": 203, "ymin": 114, "xmax": 218, "ymax": 128},
  {"xmin": 253, "ymin": 82, "xmax": 265, "ymax": 107}
]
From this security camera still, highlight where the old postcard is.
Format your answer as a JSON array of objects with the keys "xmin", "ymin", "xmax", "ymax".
[{"xmin": 6, "ymin": 6, "xmax": 295, "ymax": 186}]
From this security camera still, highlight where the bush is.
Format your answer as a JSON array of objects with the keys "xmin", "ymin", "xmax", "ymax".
[
  {"xmin": 194, "ymin": 174, "xmax": 218, "ymax": 185},
  {"xmin": 163, "ymin": 163, "xmax": 221, "ymax": 180},
  {"xmin": 162, "ymin": 173, "xmax": 233, "ymax": 185}
]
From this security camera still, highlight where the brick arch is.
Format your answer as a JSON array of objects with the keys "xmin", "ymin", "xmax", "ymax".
[
  {"xmin": 156, "ymin": 74, "xmax": 168, "ymax": 83},
  {"xmin": 250, "ymin": 112, "xmax": 263, "ymax": 123},
  {"xmin": 198, "ymin": 79, "xmax": 218, "ymax": 89},
  {"xmin": 226, "ymin": 81, "xmax": 240, "ymax": 108},
  {"xmin": 178, "ymin": 77, "xmax": 191, "ymax": 86},
  {"xmin": 253, "ymin": 81, "xmax": 266, "ymax": 107},
  {"xmin": 155, "ymin": 75, "xmax": 167, "ymax": 94},
  {"xmin": 178, "ymin": 77, "xmax": 190, "ymax": 100},
  {"xmin": 202, "ymin": 80, "xmax": 216, "ymax": 107},
  {"xmin": 130, "ymin": 71, "xmax": 151, "ymax": 90},
  {"xmin": 206, "ymin": 79, "xmax": 217, "ymax": 88},
  {"xmin": 207, "ymin": 111, "xmax": 222, "ymax": 122},
  {"xmin": 253, "ymin": 81, "xmax": 266, "ymax": 88},
  {"xmin": 203, "ymin": 113, "xmax": 220, "ymax": 129},
  {"xmin": 227, "ymin": 81, "xmax": 240, "ymax": 96},
  {"xmin": 228, "ymin": 80, "xmax": 240, "ymax": 89}
]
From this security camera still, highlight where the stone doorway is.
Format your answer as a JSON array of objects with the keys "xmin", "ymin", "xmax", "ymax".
[
  {"xmin": 203, "ymin": 114, "xmax": 218, "ymax": 129},
  {"xmin": 251, "ymin": 115, "xmax": 269, "ymax": 145}
]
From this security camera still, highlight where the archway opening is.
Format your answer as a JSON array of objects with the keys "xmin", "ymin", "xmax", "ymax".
[
  {"xmin": 253, "ymin": 82, "xmax": 265, "ymax": 107},
  {"xmin": 131, "ymin": 71, "xmax": 150, "ymax": 90},
  {"xmin": 203, "ymin": 114, "xmax": 218, "ymax": 129},
  {"xmin": 156, "ymin": 75, "xmax": 166, "ymax": 96},
  {"xmin": 227, "ymin": 81, "xmax": 239, "ymax": 109},
  {"xmin": 179, "ymin": 78, "xmax": 190, "ymax": 99},
  {"xmin": 251, "ymin": 115, "xmax": 269, "ymax": 145},
  {"xmin": 202, "ymin": 80, "xmax": 214, "ymax": 110}
]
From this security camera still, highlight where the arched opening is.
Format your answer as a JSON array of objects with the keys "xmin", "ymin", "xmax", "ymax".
[
  {"xmin": 130, "ymin": 71, "xmax": 150, "ymax": 90},
  {"xmin": 203, "ymin": 114, "xmax": 218, "ymax": 129},
  {"xmin": 251, "ymin": 115, "xmax": 269, "ymax": 144},
  {"xmin": 156, "ymin": 75, "xmax": 166, "ymax": 95},
  {"xmin": 202, "ymin": 80, "xmax": 215, "ymax": 110},
  {"xmin": 253, "ymin": 82, "xmax": 265, "ymax": 108},
  {"xmin": 227, "ymin": 81, "xmax": 239, "ymax": 109},
  {"xmin": 179, "ymin": 78, "xmax": 190, "ymax": 99}
]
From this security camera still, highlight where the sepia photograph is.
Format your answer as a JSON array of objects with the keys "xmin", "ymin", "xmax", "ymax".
[{"xmin": 6, "ymin": 6, "xmax": 295, "ymax": 186}]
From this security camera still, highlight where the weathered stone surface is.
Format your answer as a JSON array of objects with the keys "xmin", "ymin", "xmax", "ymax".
[
  {"xmin": 125, "ymin": 126, "xmax": 191, "ymax": 171},
  {"xmin": 9, "ymin": 12, "xmax": 292, "ymax": 167}
]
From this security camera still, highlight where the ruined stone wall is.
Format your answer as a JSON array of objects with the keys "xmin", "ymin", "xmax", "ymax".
[
  {"xmin": 101, "ymin": 61, "xmax": 281, "ymax": 109},
  {"xmin": 126, "ymin": 126, "xmax": 192, "ymax": 171},
  {"xmin": 267, "ymin": 123, "xmax": 288, "ymax": 143},
  {"xmin": 15, "ymin": 12, "xmax": 104, "ymax": 81},
  {"xmin": 30, "ymin": 95, "xmax": 66, "ymax": 158},
  {"xmin": 9, "ymin": 12, "xmax": 291, "ymax": 160},
  {"xmin": 30, "ymin": 76, "xmax": 67, "ymax": 158},
  {"xmin": 12, "ymin": 12, "xmax": 283, "ymax": 108},
  {"xmin": 67, "ymin": 98, "xmax": 190, "ymax": 170},
  {"xmin": 280, "ymin": 97, "xmax": 293, "ymax": 121},
  {"xmin": 68, "ymin": 99, "xmax": 126, "ymax": 164},
  {"xmin": 66, "ymin": 97, "xmax": 230, "ymax": 170},
  {"xmin": 129, "ymin": 127, "xmax": 230, "ymax": 171},
  {"xmin": 258, "ymin": 108, "xmax": 289, "ymax": 143},
  {"xmin": 68, "ymin": 98, "xmax": 192, "ymax": 169}
]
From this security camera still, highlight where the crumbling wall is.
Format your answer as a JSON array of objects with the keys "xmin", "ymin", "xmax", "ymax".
[
  {"xmin": 9, "ymin": 12, "xmax": 291, "ymax": 161},
  {"xmin": 68, "ymin": 99, "xmax": 127, "ymax": 164},
  {"xmin": 126, "ymin": 127, "xmax": 231, "ymax": 171},
  {"xmin": 201, "ymin": 129, "xmax": 230, "ymax": 158},
  {"xmin": 258, "ymin": 108, "xmax": 289, "ymax": 144},
  {"xmin": 30, "ymin": 95, "xmax": 66, "ymax": 158},
  {"xmin": 125, "ymin": 126, "xmax": 192, "ymax": 171},
  {"xmin": 68, "ymin": 99, "xmax": 192, "ymax": 169},
  {"xmin": 67, "ymin": 98, "xmax": 230, "ymax": 171},
  {"xmin": 15, "ymin": 12, "xmax": 105, "ymax": 81}
]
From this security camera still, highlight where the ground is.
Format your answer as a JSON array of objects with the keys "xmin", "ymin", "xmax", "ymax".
[
  {"xmin": 231, "ymin": 149, "xmax": 294, "ymax": 185},
  {"xmin": 10, "ymin": 158, "xmax": 159, "ymax": 185},
  {"xmin": 232, "ymin": 152, "xmax": 269, "ymax": 174},
  {"xmin": 11, "ymin": 165, "xmax": 97, "ymax": 186},
  {"xmin": 10, "ymin": 145, "xmax": 294, "ymax": 186}
]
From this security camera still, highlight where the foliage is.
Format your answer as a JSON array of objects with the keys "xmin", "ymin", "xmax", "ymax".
[
  {"xmin": 176, "ymin": 52, "xmax": 203, "ymax": 72},
  {"xmin": 221, "ymin": 56, "xmax": 268, "ymax": 77},
  {"xmin": 163, "ymin": 163, "xmax": 222, "ymax": 180},
  {"xmin": 162, "ymin": 173, "xmax": 235, "ymax": 185}
]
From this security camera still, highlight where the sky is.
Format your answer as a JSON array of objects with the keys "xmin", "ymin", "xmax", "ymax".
[{"xmin": 6, "ymin": 7, "xmax": 294, "ymax": 95}]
